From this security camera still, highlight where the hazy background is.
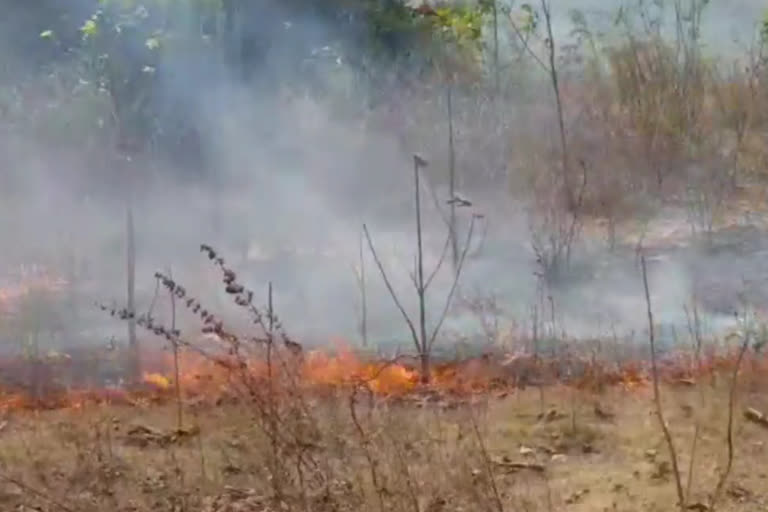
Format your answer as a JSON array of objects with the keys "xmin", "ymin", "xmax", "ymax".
[{"xmin": 0, "ymin": 0, "xmax": 764, "ymax": 355}]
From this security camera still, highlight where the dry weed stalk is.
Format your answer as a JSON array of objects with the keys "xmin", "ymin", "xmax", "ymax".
[
  {"xmin": 349, "ymin": 382, "xmax": 385, "ymax": 512},
  {"xmin": 351, "ymin": 229, "xmax": 369, "ymax": 348},
  {"xmin": 640, "ymin": 254, "xmax": 686, "ymax": 511},
  {"xmin": 468, "ymin": 410, "xmax": 504, "ymax": 512},
  {"xmin": 99, "ymin": 244, "xmax": 328, "ymax": 503},
  {"xmin": 0, "ymin": 471, "xmax": 76, "ymax": 512},
  {"xmin": 683, "ymin": 301, "xmax": 705, "ymax": 501},
  {"xmin": 166, "ymin": 266, "xmax": 183, "ymax": 431},
  {"xmin": 529, "ymin": 160, "xmax": 587, "ymax": 284},
  {"xmin": 709, "ymin": 311, "xmax": 751, "ymax": 510},
  {"xmin": 611, "ymin": 2, "xmax": 708, "ymax": 191},
  {"xmin": 457, "ymin": 291, "xmax": 503, "ymax": 347}
]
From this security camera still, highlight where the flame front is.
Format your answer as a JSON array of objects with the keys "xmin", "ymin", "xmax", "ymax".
[
  {"xmin": 143, "ymin": 373, "xmax": 171, "ymax": 390},
  {"xmin": 0, "ymin": 335, "xmax": 765, "ymax": 413}
]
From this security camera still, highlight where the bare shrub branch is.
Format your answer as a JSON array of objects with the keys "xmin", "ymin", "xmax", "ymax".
[{"xmin": 641, "ymin": 254, "xmax": 686, "ymax": 510}]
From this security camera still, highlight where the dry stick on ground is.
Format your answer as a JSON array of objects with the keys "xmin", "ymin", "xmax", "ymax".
[
  {"xmin": 710, "ymin": 313, "xmax": 751, "ymax": 510},
  {"xmin": 363, "ymin": 155, "xmax": 477, "ymax": 382},
  {"xmin": 641, "ymin": 254, "xmax": 686, "ymax": 511}
]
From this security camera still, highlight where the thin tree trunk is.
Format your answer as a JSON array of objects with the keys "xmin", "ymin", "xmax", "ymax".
[
  {"xmin": 447, "ymin": 83, "xmax": 458, "ymax": 274},
  {"xmin": 420, "ymin": 352, "xmax": 430, "ymax": 384},
  {"xmin": 541, "ymin": 0, "xmax": 574, "ymax": 211},
  {"xmin": 414, "ymin": 158, "xmax": 429, "ymax": 383},
  {"xmin": 492, "ymin": 0, "xmax": 500, "ymax": 94},
  {"xmin": 126, "ymin": 201, "xmax": 139, "ymax": 384},
  {"xmin": 359, "ymin": 231, "xmax": 368, "ymax": 348}
]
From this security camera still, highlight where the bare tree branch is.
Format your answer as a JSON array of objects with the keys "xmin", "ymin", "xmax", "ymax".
[
  {"xmin": 424, "ymin": 230, "xmax": 453, "ymax": 291},
  {"xmin": 363, "ymin": 224, "xmax": 420, "ymax": 350},
  {"xmin": 506, "ymin": 11, "xmax": 550, "ymax": 73},
  {"xmin": 428, "ymin": 215, "xmax": 477, "ymax": 351}
]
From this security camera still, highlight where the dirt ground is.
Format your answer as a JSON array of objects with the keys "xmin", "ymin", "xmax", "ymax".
[{"xmin": 0, "ymin": 377, "xmax": 765, "ymax": 512}]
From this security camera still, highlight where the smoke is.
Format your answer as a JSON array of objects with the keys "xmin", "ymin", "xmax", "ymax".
[{"xmin": 0, "ymin": 1, "xmax": 764, "ymax": 355}]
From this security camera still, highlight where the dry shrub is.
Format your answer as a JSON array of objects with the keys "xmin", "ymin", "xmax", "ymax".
[{"xmin": 525, "ymin": 155, "xmax": 584, "ymax": 284}]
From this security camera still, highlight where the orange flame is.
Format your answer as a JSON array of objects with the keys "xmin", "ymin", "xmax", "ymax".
[{"xmin": 0, "ymin": 334, "xmax": 766, "ymax": 414}]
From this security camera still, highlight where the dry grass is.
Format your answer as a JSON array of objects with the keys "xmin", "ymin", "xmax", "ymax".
[{"xmin": 0, "ymin": 375, "xmax": 765, "ymax": 512}]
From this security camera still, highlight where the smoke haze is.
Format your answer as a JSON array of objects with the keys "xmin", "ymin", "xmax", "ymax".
[{"xmin": 0, "ymin": 0, "xmax": 765, "ymax": 356}]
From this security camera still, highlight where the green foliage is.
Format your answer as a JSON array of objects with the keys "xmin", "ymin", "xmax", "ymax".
[
  {"xmin": 364, "ymin": 0, "xmax": 489, "ymax": 59},
  {"xmin": 432, "ymin": 4, "xmax": 489, "ymax": 44},
  {"xmin": 32, "ymin": 0, "xmax": 493, "ymax": 162},
  {"xmin": 761, "ymin": 9, "xmax": 768, "ymax": 43},
  {"xmin": 518, "ymin": 3, "xmax": 538, "ymax": 34}
]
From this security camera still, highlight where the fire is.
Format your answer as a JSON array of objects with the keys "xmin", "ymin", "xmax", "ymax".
[
  {"xmin": 139, "ymin": 347, "xmax": 421, "ymax": 399},
  {"xmin": 301, "ymin": 349, "xmax": 418, "ymax": 394},
  {"xmin": 0, "ymin": 335, "xmax": 765, "ymax": 414},
  {"xmin": 143, "ymin": 373, "xmax": 171, "ymax": 390}
]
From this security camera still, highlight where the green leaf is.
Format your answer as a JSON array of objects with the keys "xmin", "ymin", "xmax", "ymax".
[
  {"xmin": 40, "ymin": 30, "xmax": 54, "ymax": 39},
  {"xmin": 762, "ymin": 9, "xmax": 768, "ymax": 43},
  {"xmin": 519, "ymin": 4, "xmax": 538, "ymax": 33},
  {"xmin": 81, "ymin": 19, "xmax": 99, "ymax": 38},
  {"xmin": 145, "ymin": 37, "xmax": 161, "ymax": 50}
]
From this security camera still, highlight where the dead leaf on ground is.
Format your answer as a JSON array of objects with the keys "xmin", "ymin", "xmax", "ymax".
[
  {"xmin": 565, "ymin": 488, "xmax": 590, "ymax": 505},
  {"xmin": 650, "ymin": 461, "xmax": 671, "ymax": 481},
  {"xmin": 425, "ymin": 496, "xmax": 448, "ymax": 512},
  {"xmin": 593, "ymin": 402, "xmax": 615, "ymax": 421},
  {"xmin": 727, "ymin": 483, "xmax": 752, "ymax": 502},
  {"xmin": 124, "ymin": 423, "xmax": 200, "ymax": 448},
  {"xmin": 519, "ymin": 445, "xmax": 535, "ymax": 456},
  {"xmin": 202, "ymin": 487, "xmax": 272, "ymax": 512},
  {"xmin": 492, "ymin": 455, "xmax": 546, "ymax": 474},
  {"xmin": 538, "ymin": 408, "xmax": 566, "ymax": 422},
  {"xmin": 744, "ymin": 407, "xmax": 768, "ymax": 429}
]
